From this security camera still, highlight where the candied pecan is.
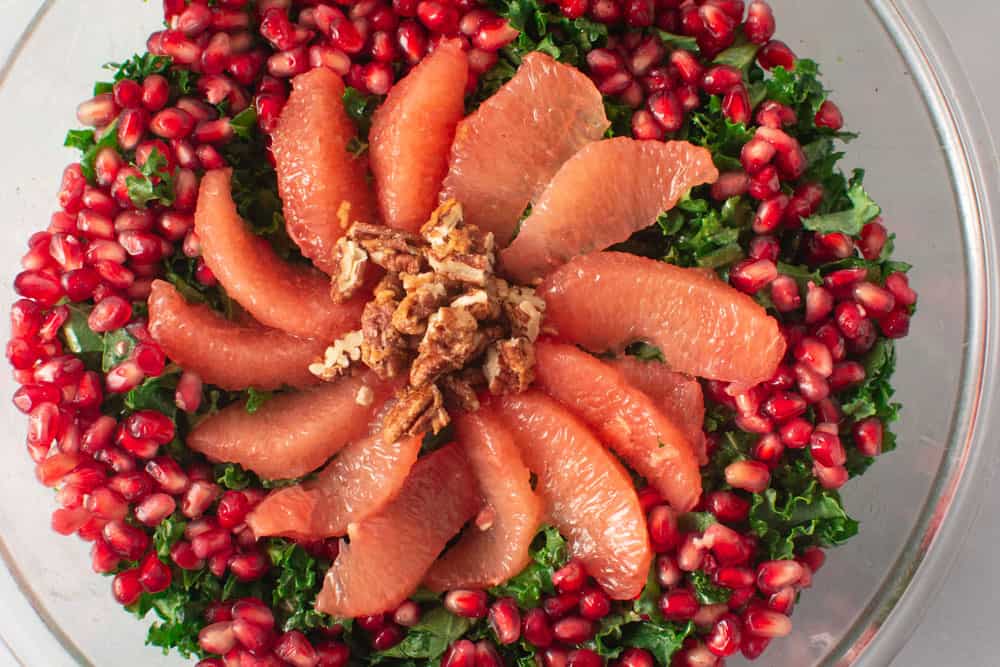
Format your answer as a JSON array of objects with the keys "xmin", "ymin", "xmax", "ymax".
[
  {"xmin": 392, "ymin": 279, "xmax": 451, "ymax": 335},
  {"xmin": 329, "ymin": 237, "xmax": 369, "ymax": 304},
  {"xmin": 309, "ymin": 330, "xmax": 365, "ymax": 381},
  {"xmin": 484, "ymin": 337, "xmax": 536, "ymax": 395},
  {"xmin": 428, "ymin": 253, "xmax": 493, "ymax": 286},
  {"xmin": 360, "ymin": 299, "xmax": 410, "ymax": 379},
  {"xmin": 440, "ymin": 368, "xmax": 486, "ymax": 412},
  {"xmin": 410, "ymin": 306, "xmax": 482, "ymax": 387},
  {"xmin": 451, "ymin": 287, "xmax": 500, "ymax": 321},
  {"xmin": 373, "ymin": 273, "xmax": 404, "ymax": 303},
  {"xmin": 497, "ymin": 283, "xmax": 546, "ymax": 342},
  {"xmin": 420, "ymin": 199, "xmax": 463, "ymax": 249},
  {"xmin": 383, "ymin": 383, "xmax": 449, "ymax": 443},
  {"xmin": 350, "ymin": 223, "xmax": 426, "ymax": 274}
]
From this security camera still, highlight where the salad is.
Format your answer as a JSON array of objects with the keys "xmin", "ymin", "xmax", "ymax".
[{"xmin": 7, "ymin": 1, "xmax": 917, "ymax": 666}]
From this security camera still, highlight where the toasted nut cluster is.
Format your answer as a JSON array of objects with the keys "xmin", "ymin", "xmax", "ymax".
[{"xmin": 313, "ymin": 201, "xmax": 545, "ymax": 442}]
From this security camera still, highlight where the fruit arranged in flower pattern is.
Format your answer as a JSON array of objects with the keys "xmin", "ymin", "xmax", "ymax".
[
  {"xmin": 315, "ymin": 443, "xmax": 480, "ymax": 618},
  {"xmin": 194, "ymin": 169, "xmax": 367, "ymax": 340},
  {"xmin": 539, "ymin": 252, "xmax": 786, "ymax": 387},
  {"xmin": 370, "ymin": 40, "xmax": 468, "ymax": 233},
  {"xmin": 424, "ymin": 406, "xmax": 544, "ymax": 591},
  {"xmin": 440, "ymin": 51, "xmax": 610, "ymax": 245},
  {"xmin": 147, "ymin": 280, "xmax": 325, "ymax": 391},
  {"xmin": 532, "ymin": 340, "xmax": 701, "ymax": 512},
  {"xmin": 187, "ymin": 371, "xmax": 397, "ymax": 480},
  {"xmin": 500, "ymin": 138, "xmax": 718, "ymax": 284},
  {"xmin": 246, "ymin": 432, "xmax": 422, "ymax": 540},
  {"xmin": 494, "ymin": 390, "xmax": 651, "ymax": 600},
  {"xmin": 272, "ymin": 67, "xmax": 377, "ymax": 273}
]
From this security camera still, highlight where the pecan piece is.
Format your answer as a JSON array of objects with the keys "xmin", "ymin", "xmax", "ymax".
[
  {"xmin": 440, "ymin": 368, "xmax": 486, "ymax": 412},
  {"xmin": 451, "ymin": 287, "xmax": 500, "ymax": 321},
  {"xmin": 393, "ymin": 279, "xmax": 451, "ymax": 335},
  {"xmin": 484, "ymin": 337, "xmax": 536, "ymax": 395},
  {"xmin": 350, "ymin": 223, "xmax": 426, "ymax": 274},
  {"xmin": 410, "ymin": 306, "xmax": 482, "ymax": 387},
  {"xmin": 329, "ymin": 237, "xmax": 369, "ymax": 304},
  {"xmin": 383, "ymin": 383, "xmax": 450, "ymax": 443},
  {"xmin": 309, "ymin": 330, "xmax": 365, "ymax": 381},
  {"xmin": 498, "ymin": 283, "xmax": 546, "ymax": 342},
  {"xmin": 360, "ymin": 299, "xmax": 410, "ymax": 379}
]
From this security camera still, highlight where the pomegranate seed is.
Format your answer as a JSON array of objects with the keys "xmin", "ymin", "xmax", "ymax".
[
  {"xmin": 853, "ymin": 417, "xmax": 884, "ymax": 457},
  {"xmin": 741, "ymin": 633, "xmax": 770, "ymax": 659},
  {"xmin": 393, "ymin": 600, "xmax": 422, "ymax": 628},
  {"xmin": 725, "ymin": 460, "xmax": 770, "ymax": 492},
  {"xmin": 444, "ymin": 589, "xmax": 488, "ymax": 618},
  {"xmin": 630, "ymin": 110, "xmax": 664, "ymax": 140},
  {"xmin": 858, "ymin": 221, "xmax": 888, "ymax": 260},
  {"xmin": 552, "ymin": 560, "xmax": 587, "ymax": 593},
  {"xmin": 627, "ymin": 35, "xmax": 664, "ymax": 77},
  {"xmin": 699, "ymin": 3, "xmax": 735, "ymax": 39},
  {"xmin": 558, "ymin": 0, "xmax": 588, "ymax": 19},
  {"xmin": 552, "ymin": 616, "xmax": 594, "ymax": 644},
  {"xmin": 543, "ymin": 593, "xmax": 581, "ymax": 619},
  {"xmin": 729, "ymin": 258, "xmax": 777, "ymax": 293},
  {"xmin": 522, "ymin": 608, "xmax": 553, "ymax": 648},
  {"xmin": 770, "ymin": 275, "xmax": 801, "ymax": 312},
  {"xmin": 762, "ymin": 391, "xmax": 807, "ymax": 423},
  {"xmin": 707, "ymin": 490, "xmax": 751, "ymax": 522},
  {"xmin": 133, "ymin": 492, "xmax": 176, "ymax": 526},
  {"xmin": 701, "ymin": 65, "xmax": 741, "ymax": 95},
  {"xmin": 274, "ymin": 631, "xmax": 318, "ymax": 667},
  {"xmin": 126, "ymin": 410, "xmax": 175, "ymax": 445},
  {"xmin": 181, "ymin": 480, "xmax": 219, "ymax": 519},
  {"xmin": 757, "ymin": 39, "xmax": 796, "ymax": 70},
  {"xmin": 815, "ymin": 100, "xmax": 844, "ymax": 130},
  {"xmin": 36, "ymin": 452, "xmax": 84, "ymax": 489},
  {"xmin": 170, "ymin": 540, "xmax": 204, "ymax": 570},
  {"xmin": 15, "ymin": 270, "xmax": 64, "ymax": 305},
  {"xmin": 371, "ymin": 624, "xmax": 404, "ymax": 651},
  {"xmin": 589, "ymin": 0, "xmax": 621, "ymax": 24},
  {"xmin": 473, "ymin": 18, "xmax": 519, "ymax": 51},
  {"xmin": 656, "ymin": 554, "xmax": 683, "ymax": 588},
  {"xmin": 229, "ymin": 550, "xmax": 270, "ymax": 582},
  {"xmin": 146, "ymin": 456, "xmax": 190, "ymax": 494},
  {"xmin": 76, "ymin": 93, "xmax": 118, "ymax": 127},
  {"xmin": 149, "ymin": 107, "xmax": 196, "ymax": 139},
  {"xmin": 103, "ymin": 519, "xmax": 150, "ymax": 559},
  {"xmin": 756, "ymin": 560, "xmax": 804, "ymax": 594},
  {"xmin": 162, "ymin": 29, "xmax": 203, "ymax": 64},
  {"xmin": 834, "ymin": 301, "xmax": 867, "ymax": 339},
  {"xmin": 362, "ymin": 62, "xmax": 394, "ymax": 95},
  {"xmin": 51, "ymin": 507, "xmax": 89, "ymax": 535},
  {"xmin": 112, "ymin": 568, "xmax": 143, "ymax": 605},
  {"xmin": 396, "ymin": 20, "xmax": 428, "ymax": 63},
  {"xmin": 647, "ymin": 89, "xmax": 683, "ymax": 133},
  {"xmin": 232, "ymin": 618, "xmax": 274, "ymax": 654},
  {"xmin": 814, "ymin": 461, "xmax": 848, "ymax": 489},
  {"xmin": 193, "ymin": 528, "xmax": 233, "ymax": 560},
  {"xmin": 854, "ymin": 281, "xmax": 896, "ymax": 316},
  {"xmin": 743, "ymin": 609, "xmax": 792, "ymax": 638},
  {"xmin": 216, "ymin": 489, "xmax": 251, "ymax": 529},
  {"xmin": 84, "ymin": 487, "xmax": 128, "ymax": 520},
  {"xmin": 176, "ymin": 2, "xmax": 212, "ymax": 36},
  {"xmin": 714, "ymin": 565, "xmax": 754, "ymax": 589},
  {"xmin": 199, "ymin": 621, "xmax": 237, "ymax": 655},
  {"xmin": 138, "ymin": 551, "xmax": 172, "ymax": 593},
  {"xmin": 704, "ymin": 613, "xmax": 743, "ymax": 657},
  {"xmin": 877, "ymin": 307, "xmax": 911, "ymax": 339},
  {"xmin": 741, "ymin": 137, "xmax": 776, "ymax": 176},
  {"xmin": 647, "ymin": 504, "xmax": 680, "ymax": 551},
  {"xmin": 828, "ymin": 361, "xmax": 865, "ymax": 391},
  {"xmin": 542, "ymin": 648, "xmax": 569, "ymax": 667},
  {"xmin": 711, "ymin": 171, "xmax": 750, "ymax": 201},
  {"xmin": 722, "ymin": 84, "xmax": 751, "ymax": 124},
  {"xmin": 443, "ymin": 640, "xmax": 476, "ymax": 667},
  {"xmin": 618, "ymin": 648, "xmax": 654, "ymax": 667},
  {"xmin": 579, "ymin": 588, "xmax": 611, "ymax": 620},
  {"xmin": 745, "ymin": 1, "xmax": 775, "ymax": 43},
  {"xmin": 794, "ymin": 337, "xmax": 834, "ymax": 377},
  {"xmin": 90, "ymin": 538, "xmax": 122, "ymax": 573},
  {"xmin": 13, "ymin": 384, "xmax": 60, "ymax": 414},
  {"xmin": 659, "ymin": 589, "xmax": 699, "ymax": 621}
]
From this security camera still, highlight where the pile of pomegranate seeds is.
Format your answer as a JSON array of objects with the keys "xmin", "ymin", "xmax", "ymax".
[{"xmin": 8, "ymin": 0, "xmax": 915, "ymax": 665}]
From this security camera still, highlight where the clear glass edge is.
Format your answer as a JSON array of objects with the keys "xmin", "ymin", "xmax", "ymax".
[{"xmin": 0, "ymin": 1, "xmax": 996, "ymax": 665}]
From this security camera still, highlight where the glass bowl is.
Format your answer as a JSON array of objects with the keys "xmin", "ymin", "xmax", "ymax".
[{"xmin": 0, "ymin": 1, "xmax": 996, "ymax": 665}]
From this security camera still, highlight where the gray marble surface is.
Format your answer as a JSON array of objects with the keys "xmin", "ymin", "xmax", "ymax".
[{"xmin": 0, "ymin": 1, "xmax": 996, "ymax": 665}]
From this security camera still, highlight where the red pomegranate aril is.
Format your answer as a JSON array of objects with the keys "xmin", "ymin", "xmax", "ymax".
[
  {"xmin": 162, "ymin": 29, "xmax": 203, "ymax": 64},
  {"xmin": 232, "ymin": 618, "xmax": 275, "ymax": 655},
  {"xmin": 551, "ymin": 616, "xmax": 594, "ymax": 644},
  {"xmin": 741, "ymin": 137, "xmax": 776, "ymax": 176},
  {"xmin": 522, "ymin": 608, "xmax": 554, "ymax": 648},
  {"xmin": 87, "ymin": 296, "xmax": 132, "ymax": 334},
  {"xmin": 192, "ymin": 528, "xmax": 233, "ymax": 560},
  {"xmin": 486, "ymin": 597, "xmax": 521, "ymax": 644},
  {"xmin": 274, "ymin": 631, "xmax": 318, "ymax": 667},
  {"xmin": 473, "ymin": 18, "xmax": 519, "ymax": 51},
  {"xmin": 11, "ymin": 298, "xmax": 43, "ymax": 338},
  {"xmin": 542, "ymin": 592, "xmax": 581, "ymax": 620},
  {"xmin": 116, "ymin": 108, "xmax": 150, "ymax": 152},
  {"xmin": 853, "ymin": 417, "xmax": 884, "ymax": 457},
  {"xmin": 715, "ymin": 566, "xmax": 754, "ymax": 589},
  {"xmin": 741, "ymin": 633, "xmax": 770, "ymax": 659},
  {"xmin": 752, "ymin": 432, "xmax": 783, "ymax": 463},
  {"xmin": 835, "ymin": 301, "xmax": 867, "ymax": 339},
  {"xmin": 722, "ymin": 84, "xmax": 751, "ymax": 124},
  {"xmin": 853, "ymin": 281, "xmax": 896, "ymax": 316},
  {"xmin": 756, "ymin": 560, "xmax": 804, "ymax": 594},
  {"xmin": 827, "ymin": 361, "xmax": 864, "ymax": 392},
  {"xmin": 84, "ymin": 487, "xmax": 128, "ymax": 521},
  {"xmin": 118, "ymin": 229, "xmax": 166, "ymax": 263},
  {"xmin": 77, "ymin": 93, "xmax": 118, "ymax": 128},
  {"xmin": 416, "ymin": 1, "xmax": 459, "ymax": 34},
  {"xmin": 659, "ymin": 589, "xmax": 699, "ymax": 621},
  {"xmin": 725, "ymin": 460, "xmax": 770, "ymax": 493},
  {"xmin": 589, "ymin": 0, "xmax": 622, "ymax": 24},
  {"xmin": 230, "ymin": 550, "xmax": 271, "ymax": 582},
  {"xmin": 702, "ymin": 612, "xmax": 742, "ymax": 658},
  {"xmin": 552, "ymin": 559, "xmax": 587, "ymax": 593},
  {"xmin": 357, "ymin": 613, "xmax": 387, "ymax": 632},
  {"xmin": 6, "ymin": 337, "xmax": 38, "ymax": 370},
  {"xmin": 150, "ymin": 107, "xmax": 196, "ymax": 139},
  {"xmin": 668, "ymin": 49, "xmax": 702, "ymax": 86},
  {"xmin": 729, "ymin": 258, "xmax": 777, "ymax": 294},
  {"xmin": 559, "ymin": 0, "xmax": 588, "ymax": 19},
  {"xmin": 15, "ymin": 270, "xmax": 64, "ymax": 305},
  {"xmin": 651, "ymin": 555, "xmax": 680, "ymax": 591},
  {"xmin": 646, "ymin": 503, "xmax": 680, "ymax": 552},
  {"xmin": 103, "ymin": 519, "xmax": 150, "ymax": 560},
  {"xmin": 58, "ymin": 163, "xmax": 86, "ymax": 214},
  {"xmin": 586, "ymin": 48, "xmax": 624, "ymax": 78},
  {"xmin": 133, "ymin": 491, "xmax": 177, "ymax": 526},
  {"xmin": 778, "ymin": 417, "xmax": 813, "ymax": 448},
  {"xmin": 90, "ymin": 537, "xmax": 122, "ymax": 573},
  {"xmin": 182, "ymin": 480, "xmax": 221, "ymax": 519},
  {"xmin": 617, "ymin": 648, "xmax": 654, "ymax": 667},
  {"xmin": 13, "ymin": 383, "xmax": 60, "ymax": 414},
  {"xmin": 199, "ymin": 621, "xmax": 238, "ymax": 656},
  {"xmin": 369, "ymin": 624, "xmax": 403, "ymax": 651},
  {"xmin": 145, "ymin": 456, "xmax": 190, "ymax": 495},
  {"xmin": 699, "ymin": 3, "xmax": 735, "ymax": 40},
  {"xmin": 748, "ymin": 164, "xmax": 780, "ymax": 201},
  {"xmin": 196, "ymin": 144, "xmax": 227, "ymax": 169},
  {"xmin": 112, "ymin": 568, "xmax": 143, "ymax": 606},
  {"xmin": 444, "ymin": 589, "xmax": 488, "ymax": 618},
  {"xmin": 757, "ymin": 39, "xmax": 796, "ymax": 70},
  {"xmin": 362, "ymin": 62, "xmax": 394, "ymax": 95},
  {"xmin": 193, "ymin": 118, "xmax": 236, "ymax": 145},
  {"xmin": 711, "ymin": 171, "xmax": 749, "ymax": 201},
  {"xmin": 138, "ymin": 551, "xmax": 173, "ymax": 593},
  {"xmin": 620, "ymin": 0, "xmax": 651, "ymax": 27},
  {"xmin": 815, "ymin": 99, "xmax": 844, "ymax": 130},
  {"xmin": 576, "ymin": 588, "xmax": 611, "ymax": 621},
  {"xmin": 82, "ymin": 187, "xmax": 118, "ymax": 218},
  {"xmin": 397, "ymin": 20, "xmax": 428, "ymax": 63},
  {"xmin": 392, "ymin": 600, "xmax": 422, "ymax": 628},
  {"xmin": 232, "ymin": 598, "xmax": 276, "ymax": 630},
  {"xmin": 743, "ymin": 609, "xmax": 791, "ymax": 638},
  {"xmin": 598, "ymin": 71, "xmax": 632, "ymax": 96},
  {"xmin": 443, "ymin": 640, "xmax": 476, "ymax": 667},
  {"xmin": 852, "ymin": 221, "xmax": 887, "ymax": 262},
  {"xmin": 168, "ymin": 540, "xmax": 203, "ymax": 571},
  {"xmin": 176, "ymin": 2, "xmax": 212, "ymax": 36},
  {"xmin": 701, "ymin": 65, "xmax": 742, "ymax": 95},
  {"xmin": 794, "ymin": 336, "xmax": 834, "ymax": 377},
  {"xmin": 628, "ymin": 35, "xmax": 664, "ymax": 76},
  {"xmin": 707, "ymin": 490, "xmax": 751, "ymax": 522},
  {"xmin": 770, "ymin": 275, "xmax": 801, "ymax": 312},
  {"xmin": 745, "ymin": 0, "xmax": 775, "ymax": 43},
  {"xmin": 52, "ymin": 507, "xmax": 90, "ymax": 535},
  {"xmin": 813, "ymin": 461, "xmax": 848, "ymax": 489}
]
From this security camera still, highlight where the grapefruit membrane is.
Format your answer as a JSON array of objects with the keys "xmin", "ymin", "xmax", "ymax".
[
  {"xmin": 147, "ymin": 280, "xmax": 325, "ymax": 391},
  {"xmin": 245, "ymin": 433, "xmax": 422, "ymax": 540},
  {"xmin": 315, "ymin": 443, "xmax": 480, "ymax": 617},
  {"xmin": 495, "ymin": 390, "xmax": 651, "ymax": 600},
  {"xmin": 539, "ymin": 252, "xmax": 786, "ymax": 387},
  {"xmin": 194, "ymin": 169, "xmax": 366, "ymax": 340},
  {"xmin": 440, "ymin": 52, "xmax": 610, "ymax": 245},
  {"xmin": 532, "ymin": 341, "xmax": 701, "ymax": 512},
  {"xmin": 424, "ymin": 407, "xmax": 544, "ymax": 591},
  {"xmin": 186, "ymin": 371, "xmax": 396, "ymax": 480},
  {"xmin": 500, "ymin": 138, "xmax": 718, "ymax": 284},
  {"xmin": 370, "ymin": 40, "xmax": 468, "ymax": 233},
  {"xmin": 272, "ymin": 68, "xmax": 377, "ymax": 273}
]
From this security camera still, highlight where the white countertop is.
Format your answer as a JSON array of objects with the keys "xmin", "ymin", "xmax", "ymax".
[{"xmin": 0, "ymin": 1, "xmax": 996, "ymax": 665}]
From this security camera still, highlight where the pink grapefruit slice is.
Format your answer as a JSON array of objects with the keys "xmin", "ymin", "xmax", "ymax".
[
  {"xmin": 533, "ymin": 341, "xmax": 701, "ymax": 512},
  {"xmin": 424, "ymin": 407, "xmax": 544, "ymax": 591},
  {"xmin": 245, "ymin": 432, "xmax": 422, "ymax": 540},
  {"xmin": 500, "ymin": 138, "xmax": 718, "ymax": 284},
  {"xmin": 272, "ymin": 68, "xmax": 377, "ymax": 273},
  {"xmin": 195, "ymin": 169, "xmax": 366, "ymax": 340},
  {"xmin": 439, "ymin": 52, "xmax": 610, "ymax": 245},
  {"xmin": 186, "ymin": 371, "xmax": 396, "ymax": 480},
  {"xmin": 494, "ymin": 390, "xmax": 651, "ymax": 600},
  {"xmin": 370, "ymin": 40, "xmax": 468, "ymax": 233},
  {"xmin": 608, "ymin": 356, "xmax": 708, "ymax": 465},
  {"xmin": 315, "ymin": 443, "xmax": 479, "ymax": 617},
  {"xmin": 538, "ymin": 252, "xmax": 786, "ymax": 386},
  {"xmin": 147, "ymin": 280, "xmax": 324, "ymax": 391}
]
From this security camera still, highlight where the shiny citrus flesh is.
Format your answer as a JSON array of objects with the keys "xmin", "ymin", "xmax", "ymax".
[
  {"xmin": 494, "ymin": 390, "xmax": 651, "ymax": 600},
  {"xmin": 186, "ymin": 371, "xmax": 396, "ymax": 480},
  {"xmin": 539, "ymin": 252, "xmax": 786, "ymax": 386},
  {"xmin": 272, "ymin": 68, "xmax": 377, "ymax": 273},
  {"xmin": 147, "ymin": 280, "xmax": 324, "ymax": 391},
  {"xmin": 194, "ymin": 169, "xmax": 366, "ymax": 340},
  {"xmin": 424, "ymin": 407, "xmax": 544, "ymax": 591},
  {"xmin": 315, "ymin": 443, "xmax": 479, "ymax": 617},
  {"xmin": 440, "ymin": 52, "xmax": 609, "ymax": 245},
  {"xmin": 245, "ymin": 433, "xmax": 422, "ymax": 540},
  {"xmin": 608, "ymin": 356, "xmax": 708, "ymax": 465},
  {"xmin": 501, "ymin": 138, "xmax": 718, "ymax": 284},
  {"xmin": 533, "ymin": 341, "xmax": 701, "ymax": 512},
  {"xmin": 370, "ymin": 40, "xmax": 468, "ymax": 233}
]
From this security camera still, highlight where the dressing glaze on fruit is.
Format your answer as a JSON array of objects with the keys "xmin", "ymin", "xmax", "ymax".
[{"xmin": 9, "ymin": 1, "xmax": 916, "ymax": 666}]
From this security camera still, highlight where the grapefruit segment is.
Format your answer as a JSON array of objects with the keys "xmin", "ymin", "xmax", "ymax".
[
  {"xmin": 424, "ymin": 407, "xmax": 544, "ymax": 591},
  {"xmin": 500, "ymin": 138, "xmax": 718, "ymax": 284},
  {"xmin": 246, "ymin": 432, "xmax": 422, "ymax": 540},
  {"xmin": 608, "ymin": 356, "xmax": 708, "ymax": 465},
  {"xmin": 533, "ymin": 341, "xmax": 701, "ymax": 512},
  {"xmin": 315, "ymin": 443, "xmax": 479, "ymax": 617},
  {"xmin": 186, "ymin": 371, "xmax": 396, "ymax": 480},
  {"xmin": 370, "ymin": 40, "xmax": 468, "ymax": 233},
  {"xmin": 440, "ymin": 52, "xmax": 610, "ymax": 245},
  {"xmin": 147, "ymin": 280, "xmax": 324, "ymax": 391},
  {"xmin": 272, "ymin": 68, "xmax": 377, "ymax": 273},
  {"xmin": 494, "ymin": 390, "xmax": 651, "ymax": 600},
  {"xmin": 195, "ymin": 169, "xmax": 366, "ymax": 340},
  {"xmin": 538, "ymin": 252, "xmax": 786, "ymax": 386}
]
